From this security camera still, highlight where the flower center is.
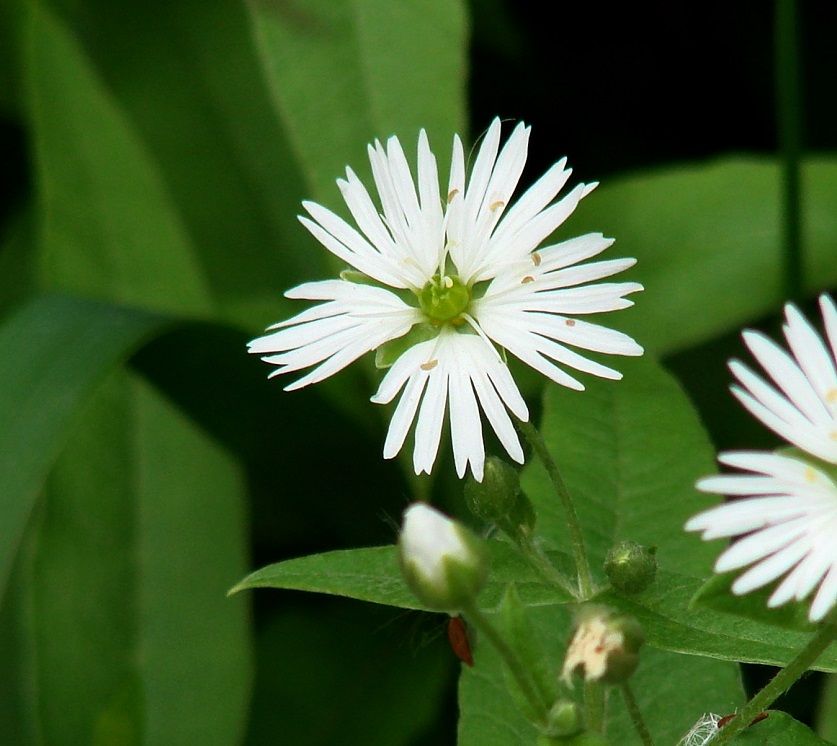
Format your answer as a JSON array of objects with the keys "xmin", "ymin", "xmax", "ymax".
[{"xmin": 418, "ymin": 273, "xmax": 471, "ymax": 324}]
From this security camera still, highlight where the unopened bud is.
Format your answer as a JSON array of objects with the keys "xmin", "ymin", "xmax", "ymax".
[
  {"xmin": 399, "ymin": 503, "xmax": 488, "ymax": 612},
  {"xmin": 604, "ymin": 540, "xmax": 657, "ymax": 594},
  {"xmin": 464, "ymin": 457, "xmax": 536, "ymax": 540},
  {"xmin": 561, "ymin": 605, "xmax": 644, "ymax": 686},
  {"xmin": 543, "ymin": 700, "xmax": 584, "ymax": 738}
]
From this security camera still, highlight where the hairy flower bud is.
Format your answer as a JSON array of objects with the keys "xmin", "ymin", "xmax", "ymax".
[
  {"xmin": 604, "ymin": 540, "xmax": 657, "ymax": 594},
  {"xmin": 399, "ymin": 503, "xmax": 488, "ymax": 612},
  {"xmin": 561, "ymin": 605, "xmax": 644, "ymax": 686},
  {"xmin": 464, "ymin": 457, "xmax": 536, "ymax": 540}
]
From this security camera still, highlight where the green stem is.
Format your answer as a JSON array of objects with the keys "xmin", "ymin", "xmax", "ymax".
[
  {"xmin": 775, "ymin": 0, "xmax": 803, "ymax": 301},
  {"xmin": 584, "ymin": 680, "xmax": 604, "ymax": 734},
  {"xmin": 464, "ymin": 604, "xmax": 551, "ymax": 726},
  {"xmin": 711, "ymin": 622, "xmax": 837, "ymax": 746},
  {"xmin": 518, "ymin": 534, "xmax": 580, "ymax": 600},
  {"xmin": 621, "ymin": 683, "xmax": 654, "ymax": 746},
  {"xmin": 517, "ymin": 418, "xmax": 594, "ymax": 598}
]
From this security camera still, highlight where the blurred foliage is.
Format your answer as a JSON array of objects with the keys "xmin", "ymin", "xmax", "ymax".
[{"xmin": 1, "ymin": 0, "xmax": 836, "ymax": 744}]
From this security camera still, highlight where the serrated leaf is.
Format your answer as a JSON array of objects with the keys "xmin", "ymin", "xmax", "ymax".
[{"xmin": 230, "ymin": 542, "xmax": 575, "ymax": 611}]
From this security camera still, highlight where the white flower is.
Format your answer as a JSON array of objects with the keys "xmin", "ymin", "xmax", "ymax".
[
  {"xmin": 249, "ymin": 118, "xmax": 643, "ymax": 480},
  {"xmin": 399, "ymin": 503, "xmax": 487, "ymax": 611},
  {"xmin": 686, "ymin": 295, "xmax": 837, "ymax": 622}
]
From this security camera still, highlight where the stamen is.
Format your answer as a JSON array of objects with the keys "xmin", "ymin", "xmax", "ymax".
[
  {"xmin": 521, "ymin": 276, "xmax": 534, "ymax": 284},
  {"xmin": 827, "ymin": 388, "xmax": 837, "ymax": 404},
  {"xmin": 447, "ymin": 188, "xmax": 460, "ymax": 203},
  {"xmin": 805, "ymin": 467, "xmax": 817, "ymax": 483},
  {"xmin": 489, "ymin": 200, "xmax": 505, "ymax": 211},
  {"xmin": 421, "ymin": 360, "xmax": 439, "ymax": 371},
  {"xmin": 566, "ymin": 319, "xmax": 577, "ymax": 327},
  {"xmin": 532, "ymin": 253, "xmax": 542, "ymax": 267}
]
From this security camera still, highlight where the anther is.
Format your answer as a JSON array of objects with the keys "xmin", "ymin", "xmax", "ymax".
[
  {"xmin": 521, "ymin": 276, "xmax": 534, "ymax": 284},
  {"xmin": 489, "ymin": 200, "xmax": 505, "ymax": 211},
  {"xmin": 421, "ymin": 360, "xmax": 439, "ymax": 371},
  {"xmin": 532, "ymin": 253, "xmax": 542, "ymax": 267},
  {"xmin": 447, "ymin": 189, "xmax": 460, "ymax": 203},
  {"xmin": 566, "ymin": 319, "xmax": 576, "ymax": 327}
]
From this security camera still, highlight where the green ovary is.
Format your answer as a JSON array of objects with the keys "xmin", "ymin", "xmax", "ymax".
[{"xmin": 418, "ymin": 274, "xmax": 471, "ymax": 324}]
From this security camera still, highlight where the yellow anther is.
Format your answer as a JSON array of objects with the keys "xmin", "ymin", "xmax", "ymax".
[
  {"xmin": 566, "ymin": 319, "xmax": 577, "ymax": 327},
  {"xmin": 805, "ymin": 467, "xmax": 817, "ymax": 483},
  {"xmin": 532, "ymin": 253, "xmax": 542, "ymax": 267},
  {"xmin": 521, "ymin": 276, "xmax": 535, "ymax": 284},
  {"xmin": 421, "ymin": 359, "xmax": 439, "ymax": 371},
  {"xmin": 827, "ymin": 388, "xmax": 837, "ymax": 404},
  {"xmin": 489, "ymin": 200, "xmax": 505, "ymax": 211},
  {"xmin": 447, "ymin": 189, "xmax": 460, "ymax": 203}
]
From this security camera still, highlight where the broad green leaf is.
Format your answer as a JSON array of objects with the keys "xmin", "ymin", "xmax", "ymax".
[
  {"xmin": 521, "ymin": 355, "xmax": 719, "ymax": 580},
  {"xmin": 29, "ymin": 373, "xmax": 251, "ymax": 745},
  {"xmin": 248, "ymin": 0, "xmax": 468, "ymax": 205},
  {"xmin": 28, "ymin": 3, "xmax": 211, "ymax": 315},
  {"xmin": 692, "ymin": 573, "xmax": 817, "ymax": 633},
  {"xmin": 730, "ymin": 710, "xmax": 834, "ymax": 745},
  {"xmin": 38, "ymin": 0, "xmax": 324, "ymax": 328},
  {"xmin": 457, "ymin": 604, "xmax": 744, "ymax": 746},
  {"xmin": 596, "ymin": 571, "xmax": 837, "ymax": 673},
  {"xmin": 568, "ymin": 157, "xmax": 837, "ymax": 355},
  {"xmin": 0, "ymin": 205, "xmax": 36, "ymax": 316},
  {"xmin": 0, "ymin": 294, "xmax": 169, "ymax": 602},
  {"xmin": 246, "ymin": 600, "xmax": 453, "ymax": 746},
  {"xmin": 230, "ymin": 542, "xmax": 574, "ymax": 610}
]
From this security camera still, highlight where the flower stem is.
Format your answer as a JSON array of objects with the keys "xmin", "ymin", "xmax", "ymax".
[
  {"xmin": 710, "ymin": 621, "xmax": 837, "ymax": 746},
  {"xmin": 463, "ymin": 603, "xmax": 551, "ymax": 726},
  {"xmin": 775, "ymin": 0, "xmax": 804, "ymax": 301},
  {"xmin": 517, "ymin": 417, "xmax": 594, "ymax": 598},
  {"xmin": 621, "ymin": 683, "xmax": 654, "ymax": 746},
  {"xmin": 584, "ymin": 680, "xmax": 604, "ymax": 733},
  {"xmin": 517, "ymin": 534, "xmax": 580, "ymax": 600}
]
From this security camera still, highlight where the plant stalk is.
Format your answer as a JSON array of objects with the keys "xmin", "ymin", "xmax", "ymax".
[{"xmin": 621, "ymin": 683, "xmax": 654, "ymax": 746}]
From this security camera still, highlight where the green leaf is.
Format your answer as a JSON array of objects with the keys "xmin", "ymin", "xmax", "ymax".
[
  {"xmin": 815, "ymin": 674, "xmax": 837, "ymax": 742},
  {"xmin": 0, "ymin": 294, "xmax": 169, "ymax": 602},
  {"xmin": 37, "ymin": 0, "xmax": 325, "ymax": 327},
  {"xmin": 568, "ymin": 157, "xmax": 837, "ymax": 355},
  {"xmin": 29, "ymin": 373, "xmax": 251, "ymax": 745},
  {"xmin": 521, "ymin": 355, "xmax": 719, "ymax": 580},
  {"xmin": 230, "ymin": 542, "xmax": 574, "ymax": 610},
  {"xmin": 28, "ymin": 4, "xmax": 211, "ymax": 315},
  {"xmin": 248, "ymin": 0, "xmax": 468, "ymax": 204},
  {"xmin": 246, "ymin": 600, "xmax": 453, "ymax": 746},
  {"xmin": 596, "ymin": 570, "xmax": 837, "ymax": 673},
  {"xmin": 729, "ymin": 710, "xmax": 835, "ymax": 745},
  {"xmin": 457, "ymin": 604, "xmax": 744, "ymax": 746},
  {"xmin": 498, "ymin": 584, "xmax": 558, "ymax": 725},
  {"xmin": 692, "ymin": 573, "xmax": 818, "ymax": 633}
]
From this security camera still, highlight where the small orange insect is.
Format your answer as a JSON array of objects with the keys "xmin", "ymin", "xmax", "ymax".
[{"xmin": 447, "ymin": 616, "xmax": 474, "ymax": 667}]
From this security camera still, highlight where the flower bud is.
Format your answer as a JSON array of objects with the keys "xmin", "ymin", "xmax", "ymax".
[
  {"xmin": 561, "ymin": 605, "xmax": 644, "ymax": 686},
  {"xmin": 464, "ymin": 457, "xmax": 536, "ymax": 540},
  {"xmin": 604, "ymin": 540, "xmax": 657, "ymax": 594},
  {"xmin": 543, "ymin": 700, "xmax": 584, "ymax": 738},
  {"xmin": 399, "ymin": 503, "xmax": 488, "ymax": 612}
]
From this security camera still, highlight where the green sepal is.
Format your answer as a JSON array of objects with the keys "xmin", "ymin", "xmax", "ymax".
[
  {"xmin": 691, "ymin": 572, "xmax": 819, "ymax": 633},
  {"xmin": 375, "ymin": 323, "xmax": 439, "ymax": 369}
]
